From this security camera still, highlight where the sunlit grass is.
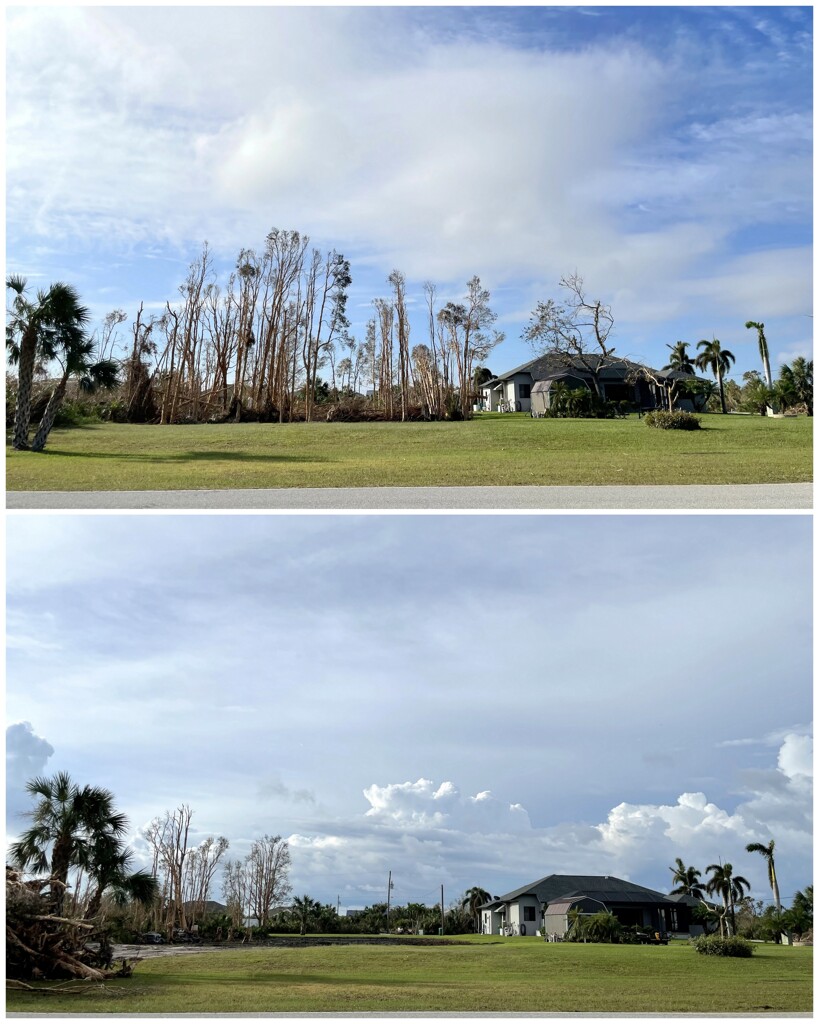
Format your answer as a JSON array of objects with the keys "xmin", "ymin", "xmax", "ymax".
[
  {"xmin": 6, "ymin": 940, "xmax": 811, "ymax": 1014},
  {"xmin": 7, "ymin": 413, "xmax": 811, "ymax": 491}
]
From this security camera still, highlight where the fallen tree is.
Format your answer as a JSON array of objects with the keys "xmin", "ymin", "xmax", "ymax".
[{"xmin": 6, "ymin": 867, "xmax": 138, "ymax": 985}]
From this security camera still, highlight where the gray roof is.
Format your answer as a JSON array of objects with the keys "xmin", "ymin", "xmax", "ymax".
[
  {"xmin": 481, "ymin": 874, "xmax": 678, "ymax": 910},
  {"xmin": 531, "ymin": 372, "xmax": 591, "ymax": 392},
  {"xmin": 483, "ymin": 354, "xmax": 706, "ymax": 388}
]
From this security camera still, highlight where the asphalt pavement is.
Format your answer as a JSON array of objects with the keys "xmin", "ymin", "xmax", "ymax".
[{"xmin": 6, "ymin": 483, "xmax": 812, "ymax": 510}]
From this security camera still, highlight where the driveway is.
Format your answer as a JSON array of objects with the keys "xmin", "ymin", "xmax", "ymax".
[{"xmin": 6, "ymin": 483, "xmax": 813, "ymax": 510}]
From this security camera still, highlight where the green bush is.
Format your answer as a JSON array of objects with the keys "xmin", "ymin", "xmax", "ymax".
[
  {"xmin": 644, "ymin": 410, "xmax": 701, "ymax": 430},
  {"xmin": 566, "ymin": 910, "xmax": 622, "ymax": 943},
  {"xmin": 692, "ymin": 934, "xmax": 754, "ymax": 957},
  {"xmin": 53, "ymin": 400, "xmax": 105, "ymax": 428},
  {"xmin": 445, "ymin": 392, "xmax": 465, "ymax": 420}
]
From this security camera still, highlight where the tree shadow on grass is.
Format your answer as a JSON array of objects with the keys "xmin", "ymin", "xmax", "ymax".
[{"xmin": 28, "ymin": 450, "xmax": 327, "ymax": 465}]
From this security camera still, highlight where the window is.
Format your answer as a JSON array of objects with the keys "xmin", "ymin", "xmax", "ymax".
[
  {"xmin": 520, "ymin": 384, "xmax": 531, "ymax": 399},
  {"xmin": 523, "ymin": 906, "xmax": 536, "ymax": 922}
]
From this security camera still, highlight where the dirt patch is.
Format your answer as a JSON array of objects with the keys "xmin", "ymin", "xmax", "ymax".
[{"xmin": 113, "ymin": 935, "xmax": 475, "ymax": 961}]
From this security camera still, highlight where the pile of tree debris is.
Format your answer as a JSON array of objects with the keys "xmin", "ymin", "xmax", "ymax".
[{"xmin": 6, "ymin": 867, "xmax": 136, "ymax": 987}]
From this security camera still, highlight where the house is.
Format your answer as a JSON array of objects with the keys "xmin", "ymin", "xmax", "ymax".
[
  {"xmin": 478, "ymin": 354, "xmax": 702, "ymax": 414},
  {"xmin": 480, "ymin": 874, "xmax": 693, "ymax": 938}
]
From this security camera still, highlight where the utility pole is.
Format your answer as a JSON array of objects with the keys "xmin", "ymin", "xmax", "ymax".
[
  {"xmin": 336, "ymin": 895, "xmax": 340, "ymax": 916},
  {"xmin": 440, "ymin": 884, "xmax": 445, "ymax": 936}
]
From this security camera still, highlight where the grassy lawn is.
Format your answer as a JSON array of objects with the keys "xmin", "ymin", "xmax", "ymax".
[
  {"xmin": 6, "ymin": 413, "xmax": 812, "ymax": 491},
  {"xmin": 6, "ymin": 940, "xmax": 812, "ymax": 1014}
]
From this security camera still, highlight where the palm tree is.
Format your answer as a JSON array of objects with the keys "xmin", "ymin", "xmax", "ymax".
[
  {"xmin": 6, "ymin": 277, "xmax": 90, "ymax": 449},
  {"xmin": 83, "ymin": 831, "xmax": 159, "ymax": 920},
  {"xmin": 566, "ymin": 387, "xmax": 592, "ymax": 417},
  {"xmin": 9, "ymin": 772, "xmax": 128, "ymax": 915},
  {"xmin": 745, "ymin": 840, "xmax": 781, "ymax": 915},
  {"xmin": 291, "ymin": 894, "xmax": 321, "ymax": 936},
  {"xmin": 30, "ymin": 333, "xmax": 120, "ymax": 451},
  {"xmin": 669, "ymin": 858, "xmax": 706, "ymax": 902},
  {"xmin": 778, "ymin": 357, "xmax": 813, "ymax": 416},
  {"xmin": 664, "ymin": 341, "xmax": 695, "ymax": 375},
  {"xmin": 745, "ymin": 321, "xmax": 773, "ymax": 389},
  {"xmin": 460, "ymin": 887, "xmax": 491, "ymax": 933},
  {"xmin": 548, "ymin": 380, "xmax": 570, "ymax": 416},
  {"xmin": 705, "ymin": 862, "xmax": 751, "ymax": 937},
  {"xmin": 695, "ymin": 337, "xmax": 736, "ymax": 414}
]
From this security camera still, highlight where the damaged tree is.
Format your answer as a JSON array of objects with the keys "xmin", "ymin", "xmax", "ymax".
[
  {"xmin": 6, "ymin": 867, "xmax": 123, "ymax": 983},
  {"xmin": 523, "ymin": 273, "xmax": 617, "ymax": 397}
]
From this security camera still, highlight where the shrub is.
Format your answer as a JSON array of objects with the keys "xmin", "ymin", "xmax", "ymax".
[
  {"xmin": 445, "ymin": 392, "xmax": 465, "ymax": 420},
  {"xmin": 692, "ymin": 934, "xmax": 754, "ymax": 957},
  {"xmin": 565, "ymin": 910, "xmax": 622, "ymax": 943},
  {"xmin": 54, "ymin": 399, "xmax": 105, "ymax": 428},
  {"xmin": 644, "ymin": 410, "xmax": 701, "ymax": 430}
]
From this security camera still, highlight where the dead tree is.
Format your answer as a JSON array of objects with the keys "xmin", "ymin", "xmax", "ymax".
[
  {"xmin": 389, "ymin": 270, "xmax": 411, "ymax": 420},
  {"xmin": 246, "ymin": 835, "xmax": 291, "ymax": 929},
  {"xmin": 143, "ymin": 805, "xmax": 193, "ymax": 935},
  {"xmin": 523, "ymin": 273, "xmax": 617, "ymax": 396}
]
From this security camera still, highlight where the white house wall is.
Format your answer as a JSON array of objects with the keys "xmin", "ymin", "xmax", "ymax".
[
  {"xmin": 481, "ymin": 386, "xmax": 500, "ymax": 411},
  {"xmin": 507, "ymin": 896, "xmax": 542, "ymax": 936},
  {"xmin": 504, "ymin": 377, "xmax": 532, "ymax": 413},
  {"xmin": 482, "ymin": 909, "xmax": 504, "ymax": 935}
]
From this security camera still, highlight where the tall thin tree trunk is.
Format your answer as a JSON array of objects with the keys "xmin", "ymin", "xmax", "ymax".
[{"xmin": 717, "ymin": 368, "xmax": 727, "ymax": 414}]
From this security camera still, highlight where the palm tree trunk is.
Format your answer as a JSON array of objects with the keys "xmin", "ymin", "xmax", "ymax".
[
  {"xmin": 771, "ymin": 870, "xmax": 781, "ymax": 915},
  {"xmin": 50, "ymin": 836, "xmax": 73, "ymax": 915},
  {"xmin": 12, "ymin": 326, "xmax": 38, "ymax": 449},
  {"xmin": 30, "ymin": 374, "xmax": 69, "ymax": 451},
  {"xmin": 85, "ymin": 884, "xmax": 105, "ymax": 920},
  {"xmin": 717, "ymin": 368, "xmax": 727, "ymax": 414}
]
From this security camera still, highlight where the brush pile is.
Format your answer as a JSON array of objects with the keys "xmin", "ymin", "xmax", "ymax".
[{"xmin": 6, "ymin": 867, "xmax": 134, "ymax": 985}]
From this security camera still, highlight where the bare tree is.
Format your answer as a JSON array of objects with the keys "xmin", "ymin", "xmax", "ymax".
[
  {"xmin": 181, "ymin": 835, "xmax": 229, "ymax": 925},
  {"xmin": 143, "ymin": 805, "xmax": 193, "ymax": 935},
  {"xmin": 246, "ymin": 835, "xmax": 292, "ymax": 928},
  {"xmin": 389, "ymin": 270, "xmax": 411, "ymax": 420},
  {"xmin": 438, "ymin": 277, "xmax": 501, "ymax": 416},
  {"xmin": 523, "ymin": 273, "xmax": 617, "ymax": 396},
  {"xmin": 373, "ymin": 298, "xmax": 395, "ymax": 417},
  {"xmin": 411, "ymin": 344, "xmax": 437, "ymax": 416},
  {"xmin": 124, "ymin": 302, "xmax": 158, "ymax": 422},
  {"xmin": 222, "ymin": 859, "xmax": 249, "ymax": 938},
  {"xmin": 96, "ymin": 309, "xmax": 128, "ymax": 363}
]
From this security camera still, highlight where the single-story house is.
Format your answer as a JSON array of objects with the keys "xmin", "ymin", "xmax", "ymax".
[
  {"xmin": 478, "ymin": 354, "xmax": 703, "ymax": 414},
  {"xmin": 480, "ymin": 874, "xmax": 694, "ymax": 938}
]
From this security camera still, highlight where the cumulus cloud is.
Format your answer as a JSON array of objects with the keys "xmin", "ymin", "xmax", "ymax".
[
  {"xmin": 363, "ymin": 778, "xmax": 531, "ymax": 833},
  {"xmin": 286, "ymin": 731, "xmax": 812, "ymax": 903},
  {"xmin": 6, "ymin": 722, "xmax": 55, "ymax": 825},
  {"xmin": 777, "ymin": 732, "xmax": 812, "ymax": 779}
]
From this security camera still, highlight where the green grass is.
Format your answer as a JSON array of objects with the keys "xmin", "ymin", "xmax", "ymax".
[
  {"xmin": 6, "ymin": 413, "xmax": 812, "ymax": 491},
  {"xmin": 6, "ymin": 940, "xmax": 811, "ymax": 1013}
]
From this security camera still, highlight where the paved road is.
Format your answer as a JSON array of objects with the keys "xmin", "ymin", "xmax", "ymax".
[{"xmin": 7, "ymin": 483, "xmax": 812, "ymax": 509}]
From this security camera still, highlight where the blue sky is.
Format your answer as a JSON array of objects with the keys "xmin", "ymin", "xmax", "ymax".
[
  {"xmin": 6, "ymin": 515, "xmax": 812, "ymax": 910},
  {"xmin": 6, "ymin": 6, "xmax": 812, "ymax": 381}
]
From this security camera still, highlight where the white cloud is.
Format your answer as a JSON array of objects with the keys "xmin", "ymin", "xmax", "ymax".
[
  {"xmin": 778, "ymin": 733, "xmax": 813, "ymax": 779},
  {"xmin": 286, "ymin": 731, "xmax": 813, "ymax": 901},
  {"xmin": 363, "ymin": 778, "xmax": 531, "ymax": 833},
  {"xmin": 6, "ymin": 4, "xmax": 810, "ymax": 368}
]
